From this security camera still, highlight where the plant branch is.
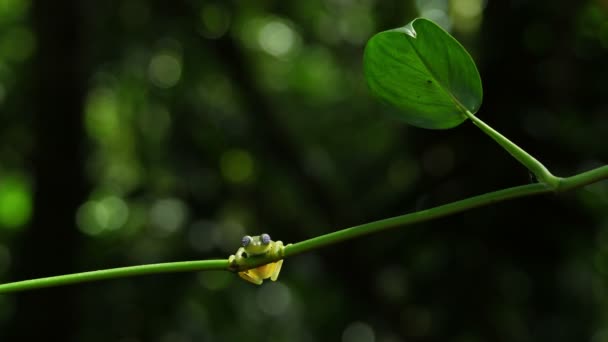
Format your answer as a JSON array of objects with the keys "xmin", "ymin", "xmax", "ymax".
[
  {"xmin": 0, "ymin": 259, "xmax": 228, "ymax": 293},
  {"xmin": 284, "ymin": 183, "xmax": 550, "ymax": 257},
  {"xmin": 1, "ymin": 165, "xmax": 607, "ymax": 293}
]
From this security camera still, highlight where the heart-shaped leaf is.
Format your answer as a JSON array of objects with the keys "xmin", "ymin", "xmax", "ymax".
[{"xmin": 364, "ymin": 18, "xmax": 483, "ymax": 129}]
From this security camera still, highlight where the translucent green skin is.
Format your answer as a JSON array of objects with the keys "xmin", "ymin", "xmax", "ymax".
[
  {"xmin": 242, "ymin": 235, "xmax": 273, "ymax": 256},
  {"xmin": 228, "ymin": 235, "xmax": 286, "ymax": 285}
]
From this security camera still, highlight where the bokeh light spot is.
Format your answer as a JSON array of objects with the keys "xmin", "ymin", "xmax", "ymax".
[
  {"xmin": 76, "ymin": 196, "xmax": 129, "ymax": 236},
  {"xmin": 416, "ymin": 0, "xmax": 451, "ymax": 31},
  {"xmin": 256, "ymin": 282, "xmax": 291, "ymax": 316},
  {"xmin": 258, "ymin": 20, "xmax": 298, "ymax": 58},
  {"xmin": 0, "ymin": 26, "xmax": 35, "ymax": 62},
  {"xmin": 375, "ymin": 266, "xmax": 408, "ymax": 301},
  {"xmin": 290, "ymin": 47, "xmax": 341, "ymax": 101},
  {"xmin": 85, "ymin": 88, "xmax": 120, "ymax": 142},
  {"xmin": 342, "ymin": 321, "xmax": 375, "ymax": 342},
  {"xmin": 220, "ymin": 149, "xmax": 255, "ymax": 184},
  {"xmin": 451, "ymin": 0, "xmax": 484, "ymax": 19},
  {"xmin": 450, "ymin": 0, "xmax": 485, "ymax": 32},
  {"xmin": 149, "ymin": 198, "xmax": 187, "ymax": 235},
  {"xmin": 199, "ymin": 3, "xmax": 231, "ymax": 39},
  {"xmin": 215, "ymin": 217, "xmax": 246, "ymax": 252},
  {"xmin": 148, "ymin": 53, "xmax": 182, "ymax": 89},
  {"xmin": 198, "ymin": 271, "xmax": 231, "ymax": 290},
  {"xmin": 388, "ymin": 159, "xmax": 419, "ymax": 189},
  {"xmin": 0, "ymin": 175, "xmax": 32, "ymax": 230}
]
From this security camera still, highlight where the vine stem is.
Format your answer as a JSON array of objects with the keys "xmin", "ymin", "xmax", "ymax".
[
  {"xmin": 0, "ymin": 260, "xmax": 228, "ymax": 293},
  {"xmin": 285, "ymin": 165, "xmax": 606, "ymax": 258},
  {"xmin": 1, "ymin": 166, "xmax": 607, "ymax": 294}
]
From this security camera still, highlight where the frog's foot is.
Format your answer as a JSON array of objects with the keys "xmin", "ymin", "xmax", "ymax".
[
  {"xmin": 228, "ymin": 254, "xmax": 240, "ymax": 272},
  {"xmin": 270, "ymin": 259, "xmax": 284, "ymax": 281},
  {"xmin": 238, "ymin": 270, "xmax": 264, "ymax": 285}
]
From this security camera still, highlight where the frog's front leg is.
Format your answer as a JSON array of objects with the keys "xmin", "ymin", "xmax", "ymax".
[
  {"xmin": 228, "ymin": 247, "xmax": 246, "ymax": 269},
  {"xmin": 271, "ymin": 240, "xmax": 286, "ymax": 258}
]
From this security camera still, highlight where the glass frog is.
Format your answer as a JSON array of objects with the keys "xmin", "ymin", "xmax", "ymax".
[{"xmin": 228, "ymin": 233, "xmax": 287, "ymax": 285}]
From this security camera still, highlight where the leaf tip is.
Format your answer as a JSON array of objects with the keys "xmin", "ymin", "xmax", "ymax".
[{"xmin": 403, "ymin": 22, "xmax": 417, "ymax": 38}]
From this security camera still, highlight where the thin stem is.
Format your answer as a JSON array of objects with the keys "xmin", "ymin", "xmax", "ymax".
[
  {"xmin": 285, "ymin": 183, "xmax": 550, "ymax": 257},
  {"xmin": 0, "ymin": 259, "xmax": 228, "ymax": 293},
  {"xmin": 285, "ymin": 164, "xmax": 608, "ymax": 257},
  {"xmin": 2, "ymin": 165, "xmax": 607, "ymax": 293},
  {"xmin": 464, "ymin": 110, "xmax": 561, "ymax": 188},
  {"xmin": 558, "ymin": 165, "xmax": 608, "ymax": 192}
]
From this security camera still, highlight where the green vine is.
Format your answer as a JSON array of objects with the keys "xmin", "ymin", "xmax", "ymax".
[{"xmin": 1, "ymin": 164, "xmax": 607, "ymax": 293}]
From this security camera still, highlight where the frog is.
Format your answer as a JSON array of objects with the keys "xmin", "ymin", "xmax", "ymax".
[{"xmin": 228, "ymin": 233, "xmax": 287, "ymax": 285}]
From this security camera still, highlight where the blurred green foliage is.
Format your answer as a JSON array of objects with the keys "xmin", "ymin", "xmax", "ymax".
[
  {"xmin": 0, "ymin": 174, "xmax": 31, "ymax": 229},
  {"xmin": 0, "ymin": 0, "xmax": 607, "ymax": 341}
]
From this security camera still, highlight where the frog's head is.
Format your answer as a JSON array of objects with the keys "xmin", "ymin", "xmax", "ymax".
[{"xmin": 241, "ymin": 233, "xmax": 272, "ymax": 256}]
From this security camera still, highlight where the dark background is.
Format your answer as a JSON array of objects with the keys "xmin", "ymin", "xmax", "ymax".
[{"xmin": 0, "ymin": 0, "xmax": 607, "ymax": 341}]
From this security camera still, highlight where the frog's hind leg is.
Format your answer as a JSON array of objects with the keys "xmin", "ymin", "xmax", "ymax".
[
  {"xmin": 238, "ymin": 270, "xmax": 263, "ymax": 285},
  {"xmin": 270, "ymin": 260, "xmax": 284, "ymax": 281}
]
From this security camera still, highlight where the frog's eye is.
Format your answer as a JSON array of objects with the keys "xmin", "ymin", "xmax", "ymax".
[
  {"xmin": 242, "ymin": 235, "xmax": 252, "ymax": 247},
  {"xmin": 261, "ymin": 233, "xmax": 271, "ymax": 245}
]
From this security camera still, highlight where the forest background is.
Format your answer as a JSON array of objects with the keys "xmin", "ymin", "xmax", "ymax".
[{"xmin": 0, "ymin": 0, "xmax": 607, "ymax": 341}]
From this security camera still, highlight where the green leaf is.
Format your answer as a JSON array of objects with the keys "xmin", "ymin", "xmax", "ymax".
[{"xmin": 364, "ymin": 18, "xmax": 483, "ymax": 129}]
